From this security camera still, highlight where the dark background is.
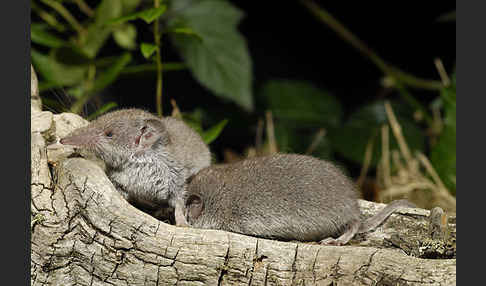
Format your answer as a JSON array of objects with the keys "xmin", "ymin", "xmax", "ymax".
[{"xmin": 99, "ymin": 1, "xmax": 456, "ymax": 162}]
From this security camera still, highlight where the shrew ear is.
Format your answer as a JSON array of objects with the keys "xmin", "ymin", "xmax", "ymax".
[
  {"xmin": 186, "ymin": 194, "xmax": 204, "ymax": 220},
  {"xmin": 136, "ymin": 119, "xmax": 170, "ymax": 149}
]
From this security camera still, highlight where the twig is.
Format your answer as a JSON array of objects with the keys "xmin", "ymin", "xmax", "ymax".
[
  {"xmin": 381, "ymin": 124, "xmax": 392, "ymax": 188},
  {"xmin": 305, "ymin": 128, "xmax": 326, "ymax": 155},
  {"xmin": 255, "ymin": 118, "xmax": 264, "ymax": 156},
  {"xmin": 356, "ymin": 134, "xmax": 375, "ymax": 188},
  {"xmin": 170, "ymin": 99, "xmax": 182, "ymax": 119},
  {"xmin": 384, "ymin": 101, "xmax": 413, "ymax": 168},
  {"xmin": 265, "ymin": 111, "xmax": 278, "ymax": 154},
  {"xmin": 391, "ymin": 150, "xmax": 405, "ymax": 173},
  {"xmin": 415, "ymin": 152, "xmax": 448, "ymax": 192},
  {"xmin": 299, "ymin": 0, "xmax": 443, "ymax": 94},
  {"xmin": 154, "ymin": 0, "xmax": 164, "ymax": 116},
  {"xmin": 390, "ymin": 150, "xmax": 411, "ymax": 185},
  {"xmin": 434, "ymin": 58, "xmax": 451, "ymax": 87}
]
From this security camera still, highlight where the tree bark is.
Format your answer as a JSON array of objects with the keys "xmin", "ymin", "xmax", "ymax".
[{"xmin": 30, "ymin": 67, "xmax": 456, "ymax": 286}]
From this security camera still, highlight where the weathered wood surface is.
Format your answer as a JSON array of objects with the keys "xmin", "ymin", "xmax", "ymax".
[{"xmin": 30, "ymin": 67, "xmax": 456, "ymax": 286}]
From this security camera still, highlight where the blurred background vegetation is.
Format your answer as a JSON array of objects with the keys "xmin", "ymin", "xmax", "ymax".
[{"xmin": 31, "ymin": 0, "xmax": 456, "ymax": 211}]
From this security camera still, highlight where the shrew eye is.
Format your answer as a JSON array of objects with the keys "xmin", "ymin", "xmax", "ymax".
[{"xmin": 105, "ymin": 130, "xmax": 113, "ymax": 138}]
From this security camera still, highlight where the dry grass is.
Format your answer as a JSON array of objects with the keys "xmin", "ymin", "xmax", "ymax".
[{"xmin": 373, "ymin": 101, "xmax": 456, "ymax": 212}]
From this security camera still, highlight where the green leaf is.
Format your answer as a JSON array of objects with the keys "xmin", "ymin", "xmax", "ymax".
[
  {"xmin": 87, "ymin": 102, "xmax": 118, "ymax": 120},
  {"xmin": 139, "ymin": 5, "xmax": 167, "ymax": 23},
  {"xmin": 201, "ymin": 119, "xmax": 229, "ymax": 144},
  {"xmin": 431, "ymin": 85, "xmax": 456, "ymax": 193},
  {"xmin": 120, "ymin": 0, "xmax": 142, "ymax": 14},
  {"xmin": 260, "ymin": 80, "xmax": 343, "ymax": 128},
  {"xmin": 169, "ymin": 0, "xmax": 253, "ymax": 110},
  {"xmin": 181, "ymin": 109, "xmax": 205, "ymax": 134},
  {"xmin": 331, "ymin": 101, "xmax": 425, "ymax": 167},
  {"xmin": 181, "ymin": 109, "xmax": 227, "ymax": 144},
  {"xmin": 168, "ymin": 27, "xmax": 203, "ymax": 41},
  {"xmin": 140, "ymin": 42, "xmax": 158, "ymax": 59},
  {"xmin": 31, "ymin": 49, "xmax": 87, "ymax": 87},
  {"xmin": 31, "ymin": 24, "xmax": 67, "ymax": 48},
  {"xmin": 78, "ymin": 0, "xmax": 123, "ymax": 58},
  {"xmin": 273, "ymin": 124, "xmax": 333, "ymax": 159},
  {"xmin": 66, "ymin": 85, "xmax": 87, "ymax": 99},
  {"xmin": 258, "ymin": 80, "xmax": 340, "ymax": 159},
  {"xmin": 108, "ymin": 5, "xmax": 167, "ymax": 24},
  {"xmin": 113, "ymin": 23, "xmax": 137, "ymax": 50},
  {"xmin": 92, "ymin": 52, "xmax": 132, "ymax": 92}
]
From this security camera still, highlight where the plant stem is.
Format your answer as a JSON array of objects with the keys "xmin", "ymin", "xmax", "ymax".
[
  {"xmin": 154, "ymin": 0, "xmax": 164, "ymax": 117},
  {"xmin": 32, "ymin": 1, "xmax": 66, "ymax": 32},
  {"xmin": 40, "ymin": 0, "xmax": 86, "ymax": 35},
  {"xmin": 300, "ymin": 0, "xmax": 443, "ymax": 91}
]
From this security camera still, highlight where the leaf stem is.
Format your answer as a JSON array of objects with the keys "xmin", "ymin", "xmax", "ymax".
[
  {"xmin": 70, "ymin": 53, "xmax": 131, "ymax": 114},
  {"xmin": 40, "ymin": 0, "xmax": 86, "ymax": 36},
  {"xmin": 72, "ymin": 0, "xmax": 95, "ymax": 17},
  {"xmin": 154, "ymin": 0, "xmax": 164, "ymax": 117}
]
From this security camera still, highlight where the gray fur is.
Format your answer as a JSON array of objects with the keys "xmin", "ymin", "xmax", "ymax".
[
  {"xmin": 183, "ymin": 154, "xmax": 414, "ymax": 244},
  {"xmin": 59, "ymin": 108, "xmax": 211, "ymax": 222}
]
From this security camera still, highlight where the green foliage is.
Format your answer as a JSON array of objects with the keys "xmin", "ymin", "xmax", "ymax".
[
  {"xmin": 31, "ymin": 0, "xmax": 455, "ymax": 188},
  {"xmin": 31, "ymin": 49, "xmax": 87, "ymax": 87},
  {"xmin": 431, "ymin": 75, "xmax": 456, "ymax": 193},
  {"xmin": 274, "ymin": 124, "xmax": 333, "ymax": 159},
  {"xmin": 261, "ymin": 80, "xmax": 342, "ymax": 128},
  {"xmin": 32, "ymin": 0, "xmax": 252, "ymax": 125},
  {"xmin": 140, "ymin": 43, "xmax": 158, "ymax": 59},
  {"xmin": 168, "ymin": 0, "xmax": 254, "ymax": 110},
  {"xmin": 91, "ymin": 53, "xmax": 132, "ymax": 93},
  {"xmin": 168, "ymin": 27, "xmax": 203, "ymax": 42},
  {"xmin": 181, "ymin": 110, "xmax": 228, "ymax": 144},
  {"xmin": 331, "ymin": 101, "xmax": 426, "ymax": 167},
  {"xmin": 261, "ymin": 80, "xmax": 341, "ymax": 159},
  {"xmin": 31, "ymin": 23, "xmax": 67, "ymax": 48},
  {"xmin": 201, "ymin": 119, "xmax": 229, "ymax": 144},
  {"xmin": 69, "ymin": 52, "xmax": 132, "ymax": 113},
  {"xmin": 108, "ymin": 5, "xmax": 167, "ymax": 24},
  {"xmin": 260, "ymin": 81, "xmax": 426, "ymax": 166},
  {"xmin": 87, "ymin": 102, "xmax": 118, "ymax": 120},
  {"xmin": 113, "ymin": 24, "xmax": 137, "ymax": 50},
  {"xmin": 78, "ymin": 0, "xmax": 124, "ymax": 59}
]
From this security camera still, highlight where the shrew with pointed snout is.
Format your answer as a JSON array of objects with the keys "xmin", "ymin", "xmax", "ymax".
[
  {"xmin": 60, "ymin": 108, "xmax": 211, "ymax": 226},
  {"xmin": 183, "ymin": 154, "xmax": 415, "ymax": 245}
]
